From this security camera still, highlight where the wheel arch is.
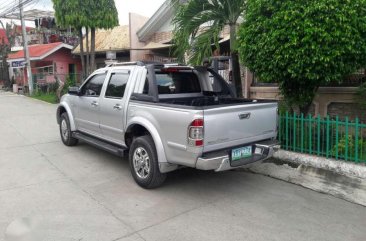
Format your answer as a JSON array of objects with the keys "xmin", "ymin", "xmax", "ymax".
[
  {"xmin": 56, "ymin": 103, "xmax": 76, "ymax": 131},
  {"xmin": 125, "ymin": 118, "xmax": 167, "ymax": 164}
]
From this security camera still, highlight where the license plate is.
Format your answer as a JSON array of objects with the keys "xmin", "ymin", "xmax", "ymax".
[{"xmin": 231, "ymin": 146, "xmax": 252, "ymax": 161}]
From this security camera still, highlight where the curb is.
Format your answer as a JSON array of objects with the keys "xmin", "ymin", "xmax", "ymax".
[
  {"xmin": 1, "ymin": 91, "xmax": 57, "ymax": 105},
  {"xmin": 25, "ymin": 94, "xmax": 57, "ymax": 105},
  {"xmin": 240, "ymin": 150, "xmax": 366, "ymax": 207},
  {"xmin": 273, "ymin": 150, "xmax": 366, "ymax": 179}
]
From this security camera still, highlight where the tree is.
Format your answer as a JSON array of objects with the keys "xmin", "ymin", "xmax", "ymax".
[
  {"xmin": 88, "ymin": 0, "xmax": 119, "ymax": 72},
  {"xmin": 52, "ymin": 0, "xmax": 118, "ymax": 76},
  {"xmin": 53, "ymin": 0, "xmax": 86, "ymax": 77},
  {"xmin": 171, "ymin": 0, "xmax": 246, "ymax": 97},
  {"xmin": 238, "ymin": 0, "xmax": 366, "ymax": 114}
]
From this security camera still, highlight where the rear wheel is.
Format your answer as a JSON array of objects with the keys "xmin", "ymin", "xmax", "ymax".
[
  {"xmin": 129, "ymin": 135, "xmax": 166, "ymax": 189},
  {"xmin": 59, "ymin": 113, "xmax": 78, "ymax": 146}
]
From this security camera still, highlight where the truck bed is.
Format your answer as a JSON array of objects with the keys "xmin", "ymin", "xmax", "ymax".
[{"xmin": 132, "ymin": 94, "xmax": 278, "ymax": 153}]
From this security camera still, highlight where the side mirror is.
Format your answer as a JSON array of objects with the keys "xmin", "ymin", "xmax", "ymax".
[{"xmin": 68, "ymin": 86, "xmax": 80, "ymax": 96}]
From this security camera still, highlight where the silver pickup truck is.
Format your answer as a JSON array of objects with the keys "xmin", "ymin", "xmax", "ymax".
[{"xmin": 56, "ymin": 62, "xmax": 279, "ymax": 188}]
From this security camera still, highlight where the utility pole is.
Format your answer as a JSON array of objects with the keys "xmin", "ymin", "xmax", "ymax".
[{"xmin": 19, "ymin": 0, "xmax": 33, "ymax": 95}]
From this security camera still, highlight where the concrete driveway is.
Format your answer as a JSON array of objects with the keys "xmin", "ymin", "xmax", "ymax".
[{"xmin": 0, "ymin": 91, "xmax": 365, "ymax": 241}]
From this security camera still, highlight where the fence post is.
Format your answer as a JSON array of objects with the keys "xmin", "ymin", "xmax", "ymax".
[
  {"xmin": 278, "ymin": 113, "xmax": 282, "ymax": 143},
  {"xmin": 345, "ymin": 117, "xmax": 349, "ymax": 161},
  {"xmin": 301, "ymin": 113, "xmax": 304, "ymax": 153},
  {"xmin": 293, "ymin": 112, "xmax": 296, "ymax": 151},
  {"xmin": 361, "ymin": 124, "xmax": 364, "ymax": 162},
  {"xmin": 335, "ymin": 116, "xmax": 339, "ymax": 160},
  {"xmin": 326, "ymin": 115, "xmax": 330, "ymax": 158},
  {"xmin": 286, "ymin": 112, "xmax": 289, "ymax": 150},
  {"xmin": 309, "ymin": 114, "xmax": 312, "ymax": 154},
  {"xmin": 355, "ymin": 118, "xmax": 359, "ymax": 163},
  {"xmin": 317, "ymin": 115, "xmax": 321, "ymax": 156}
]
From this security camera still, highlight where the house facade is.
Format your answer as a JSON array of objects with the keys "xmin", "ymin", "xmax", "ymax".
[
  {"xmin": 7, "ymin": 42, "xmax": 81, "ymax": 88},
  {"xmin": 130, "ymin": 1, "xmax": 176, "ymax": 63},
  {"xmin": 246, "ymin": 73, "xmax": 364, "ymax": 122},
  {"xmin": 0, "ymin": 10, "xmax": 80, "ymax": 88}
]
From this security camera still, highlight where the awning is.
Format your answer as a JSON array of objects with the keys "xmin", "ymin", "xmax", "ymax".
[{"xmin": 4, "ymin": 9, "xmax": 54, "ymax": 21}]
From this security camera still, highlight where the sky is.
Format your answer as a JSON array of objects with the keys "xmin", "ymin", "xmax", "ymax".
[
  {"xmin": 114, "ymin": 0, "xmax": 166, "ymax": 24},
  {"xmin": 0, "ymin": 0, "xmax": 167, "ymax": 25}
]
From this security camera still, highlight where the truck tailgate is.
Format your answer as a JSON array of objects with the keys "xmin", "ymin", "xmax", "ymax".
[{"xmin": 203, "ymin": 102, "xmax": 278, "ymax": 152}]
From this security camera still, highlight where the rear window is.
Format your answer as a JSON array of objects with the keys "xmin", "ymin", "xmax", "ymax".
[{"xmin": 155, "ymin": 72, "xmax": 201, "ymax": 94}]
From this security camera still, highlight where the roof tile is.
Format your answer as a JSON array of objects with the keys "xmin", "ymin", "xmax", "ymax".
[{"xmin": 8, "ymin": 42, "xmax": 63, "ymax": 59}]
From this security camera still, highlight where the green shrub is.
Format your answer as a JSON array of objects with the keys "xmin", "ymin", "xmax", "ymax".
[
  {"xmin": 62, "ymin": 75, "xmax": 77, "ymax": 95},
  {"xmin": 278, "ymin": 101, "xmax": 292, "ymax": 115},
  {"xmin": 48, "ymin": 82, "xmax": 59, "ymax": 93},
  {"xmin": 31, "ymin": 92, "xmax": 58, "ymax": 104},
  {"xmin": 238, "ymin": 0, "xmax": 366, "ymax": 114},
  {"xmin": 357, "ymin": 82, "xmax": 366, "ymax": 109},
  {"xmin": 331, "ymin": 135, "xmax": 366, "ymax": 159}
]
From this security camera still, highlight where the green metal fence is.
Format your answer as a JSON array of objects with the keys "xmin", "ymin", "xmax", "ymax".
[{"xmin": 278, "ymin": 112, "xmax": 366, "ymax": 163}]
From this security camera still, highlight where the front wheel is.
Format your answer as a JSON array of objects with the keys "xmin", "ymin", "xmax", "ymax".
[
  {"xmin": 129, "ymin": 135, "xmax": 167, "ymax": 189},
  {"xmin": 59, "ymin": 113, "xmax": 78, "ymax": 146}
]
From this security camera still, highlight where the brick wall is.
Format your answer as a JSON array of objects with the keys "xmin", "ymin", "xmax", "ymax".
[
  {"xmin": 151, "ymin": 32, "xmax": 173, "ymax": 43},
  {"xmin": 328, "ymin": 102, "xmax": 366, "ymax": 123}
]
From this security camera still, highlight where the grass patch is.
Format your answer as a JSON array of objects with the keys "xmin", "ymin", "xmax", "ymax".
[{"xmin": 31, "ymin": 92, "xmax": 58, "ymax": 104}]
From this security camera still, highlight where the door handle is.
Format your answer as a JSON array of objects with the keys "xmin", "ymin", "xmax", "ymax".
[
  {"xmin": 91, "ymin": 101, "xmax": 98, "ymax": 107},
  {"xmin": 113, "ymin": 104, "xmax": 122, "ymax": 110}
]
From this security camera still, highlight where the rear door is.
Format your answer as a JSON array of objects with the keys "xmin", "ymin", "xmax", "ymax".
[
  {"xmin": 203, "ymin": 102, "xmax": 278, "ymax": 152},
  {"xmin": 74, "ymin": 73, "xmax": 107, "ymax": 136},
  {"xmin": 99, "ymin": 69, "xmax": 131, "ymax": 145}
]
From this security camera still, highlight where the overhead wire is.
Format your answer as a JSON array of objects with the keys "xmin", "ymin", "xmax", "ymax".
[
  {"xmin": 0, "ymin": 0, "xmax": 36, "ymax": 18},
  {"xmin": 0, "ymin": 0, "xmax": 18, "ymax": 13}
]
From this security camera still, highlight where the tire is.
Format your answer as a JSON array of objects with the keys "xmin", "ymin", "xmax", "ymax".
[
  {"xmin": 59, "ymin": 113, "xmax": 78, "ymax": 146},
  {"xmin": 129, "ymin": 135, "xmax": 167, "ymax": 189}
]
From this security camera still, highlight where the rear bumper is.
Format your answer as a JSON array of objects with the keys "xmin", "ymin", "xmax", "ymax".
[{"xmin": 195, "ymin": 140, "xmax": 280, "ymax": 172}]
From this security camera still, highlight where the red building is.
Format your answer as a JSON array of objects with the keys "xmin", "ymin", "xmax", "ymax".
[{"xmin": 7, "ymin": 42, "xmax": 81, "ymax": 87}]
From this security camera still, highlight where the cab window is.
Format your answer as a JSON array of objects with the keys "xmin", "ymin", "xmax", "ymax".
[
  {"xmin": 81, "ymin": 74, "xmax": 106, "ymax": 97},
  {"xmin": 105, "ymin": 72, "xmax": 130, "ymax": 99}
]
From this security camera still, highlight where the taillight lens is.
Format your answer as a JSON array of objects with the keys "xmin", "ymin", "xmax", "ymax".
[
  {"xmin": 188, "ymin": 119, "xmax": 204, "ymax": 147},
  {"xmin": 189, "ymin": 127, "xmax": 203, "ymax": 139}
]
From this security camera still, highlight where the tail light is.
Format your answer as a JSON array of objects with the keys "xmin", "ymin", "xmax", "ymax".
[{"xmin": 188, "ymin": 119, "xmax": 204, "ymax": 147}]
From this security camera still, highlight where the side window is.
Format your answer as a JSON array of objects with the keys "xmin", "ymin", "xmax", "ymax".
[
  {"xmin": 81, "ymin": 74, "xmax": 106, "ymax": 97},
  {"xmin": 105, "ymin": 72, "xmax": 130, "ymax": 98}
]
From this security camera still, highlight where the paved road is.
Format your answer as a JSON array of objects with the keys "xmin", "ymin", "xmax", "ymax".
[{"xmin": 0, "ymin": 91, "xmax": 365, "ymax": 241}]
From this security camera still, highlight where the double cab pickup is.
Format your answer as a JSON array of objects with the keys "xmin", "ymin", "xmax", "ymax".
[{"xmin": 57, "ymin": 62, "xmax": 279, "ymax": 188}]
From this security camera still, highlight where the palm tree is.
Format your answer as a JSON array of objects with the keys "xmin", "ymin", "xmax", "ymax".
[{"xmin": 171, "ymin": 0, "xmax": 246, "ymax": 97}]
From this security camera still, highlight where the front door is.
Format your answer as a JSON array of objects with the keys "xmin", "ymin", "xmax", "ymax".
[
  {"xmin": 68, "ymin": 64, "xmax": 76, "ymax": 82},
  {"xmin": 99, "ymin": 69, "xmax": 131, "ymax": 145},
  {"xmin": 74, "ymin": 73, "xmax": 107, "ymax": 137}
]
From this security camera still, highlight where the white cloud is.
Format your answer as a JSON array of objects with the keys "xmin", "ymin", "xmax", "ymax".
[{"xmin": 115, "ymin": 0, "xmax": 166, "ymax": 24}]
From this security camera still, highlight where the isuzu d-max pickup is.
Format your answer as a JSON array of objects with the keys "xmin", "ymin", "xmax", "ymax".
[{"xmin": 57, "ymin": 62, "xmax": 279, "ymax": 188}]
